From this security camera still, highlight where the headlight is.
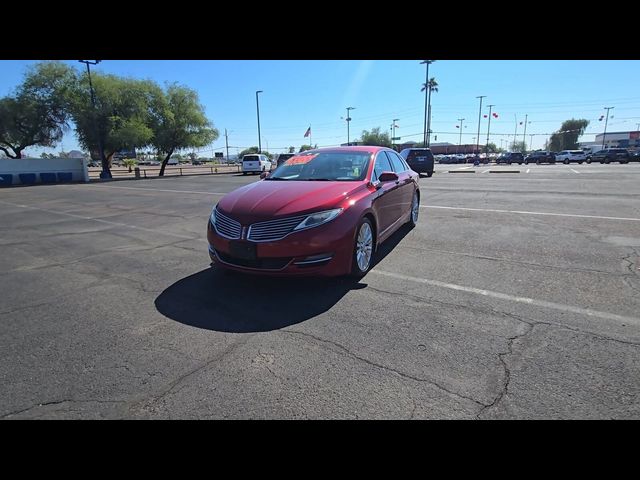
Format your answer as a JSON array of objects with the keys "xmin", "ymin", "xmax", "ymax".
[{"xmin": 294, "ymin": 208, "xmax": 343, "ymax": 231}]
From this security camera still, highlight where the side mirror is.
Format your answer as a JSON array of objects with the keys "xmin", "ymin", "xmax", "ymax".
[
  {"xmin": 260, "ymin": 171, "xmax": 270, "ymax": 179},
  {"xmin": 378, "ymin": 171, "xmax": 399, "ymax": 182}
]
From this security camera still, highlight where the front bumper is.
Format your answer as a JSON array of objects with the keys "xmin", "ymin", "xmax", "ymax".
[{"xmin": 206, "ymin": 212, "xmax": 358, "ymax": 277}]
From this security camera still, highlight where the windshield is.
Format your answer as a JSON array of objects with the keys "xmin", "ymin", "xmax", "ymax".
[{"xmin": 268, "ymin": 151, "xmax": 371, "ymax": 181}]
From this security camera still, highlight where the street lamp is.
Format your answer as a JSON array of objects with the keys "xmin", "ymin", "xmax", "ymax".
[
  {"xmin": 391, "ymin": 118, "xmax": 399, "ymax": 148},
  {"xmin": 420, "ymin": 60, "xmax": 434, "ymax": 147},
  {"xmin": 486, "ymin": 104, "xmax": 495, "ymax": 154},
  {"xmin": 602, "ymin": 107, "xmax": 614, "ymax": 149},
  {"xmin": 256, "ymin": 90, "xmax": 263, "ymax": 153},
  {"xmin": 457, "ymin": 118, "xmax": 465, "ymax": 154},
  {"xmin": 78, "ymin": 60, "xmax": 109, "ymax": 178},
  {"xmin": 346, "ymin": 107, "xmax": 355, "ymax": 145}
]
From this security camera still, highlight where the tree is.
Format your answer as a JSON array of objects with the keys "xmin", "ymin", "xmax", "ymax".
[
  {"xmin": 299, "ymin": 145, "xmax": 313, "ymax": 152},
  {"xmin": 288, "ymin": 146, "xmax": 295, "ymax": 153},
  {"xmin": 359, "ymin": 127, "xmax": 391, "ymax": 147},
  {"xmin": 485, "ymin": 142, "xmax": 498, "ymax": 153},
  {"xmin": 421, "ymin": 77, "xmax": 439, "ymax": 145},
  {"xmin": 67, "ymin": 73, "xmax": 157, "ymax": 175},
  {"xmin": 548, "ymin": 119, "xmax": 589, "ymax": 151},
  {"xmin": 147, "ymin": 83, "xmax": 218, "ymax": 176},
  {"xmin": 239, "ymin": 147, "xmax": 260, "ymax": 158},
  {"xmin": 510, "ymin": 141, "xmax": 527, "ymax": 152},
  {"xmin": 122, "ymin": 158, "xmax": 137, "ymax": 173}
]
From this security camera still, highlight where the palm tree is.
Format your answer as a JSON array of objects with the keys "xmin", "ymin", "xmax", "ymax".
[{"xmin": 421, "ymin": 78, "xmax": 439, "ymax": 146}]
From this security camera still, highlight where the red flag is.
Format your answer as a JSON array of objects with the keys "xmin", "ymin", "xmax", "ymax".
[
  {"xmin": 483, "ymin": 115, "xmax": 488, "ymax": 118},
  {"xmin": 304, "ymin": 127, "xmax": 311, "ymax": 137},
  {"xmin": 493, "ymin": 113, "xmax": 499, "ymax": 118}
]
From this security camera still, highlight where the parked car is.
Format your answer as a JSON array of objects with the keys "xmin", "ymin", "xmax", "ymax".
[
  {"xmin": 496, "ymin": 152, "xmax": 524, "ymax": 165},
  {"xmin": 555, "ymin": 150, "xmax": 587, "ymax": 164},
  {"xmin": 275, "ymin": 153, "xmax": 296, "ymax": 167},
  {"xmin": 399, "ymin": 148, "xmax": 434, "ymax": 177},
  {"xmin": 588, "ymin": 148, "xmax": 630, "ymax": 164},
  {"xmin": 524, "ymin": 151, "xmax": 556, "ymax": 165},
  {"xmin": 629, "ymin": 151, "xmax": 640, "ymax": 162},
  {"xmin": 207, "ymin": 146, "xmax": 420, "ymax": 277},
  {"xmin": 241, "ymin": 154, "xmax": 272, "ymax": 175}
]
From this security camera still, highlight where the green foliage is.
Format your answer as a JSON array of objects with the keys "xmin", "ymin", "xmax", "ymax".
[
  {"xmin": 147, "ymin": 83, "xmax": 219, "ymax": 175},
  {"xmin": 359, "ymin": 127, "xmax": 392, "ymax": 147},
  {"xmin": 548, "ymin": 119, "xmax": 590, "ymax": 151},
  {"xmin": 239, "ymin": 146, "xmax": 260, "ymax": 157},
  {"xmin": 299, "ymin": 144, "xmax": 313, "ymax": 152},
  {"xmin": 122, "ymin": 158, "xmax": 137, "ymax": 172},
  {"xmin": 485, "ymin": 142, "xmax": 498, "ymax": 153},
  {"xmin": 288, "ymin": 146, "xmax": 295, "ymax": 153}
]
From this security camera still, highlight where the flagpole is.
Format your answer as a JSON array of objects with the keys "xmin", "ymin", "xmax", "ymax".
[{"xmin": 310, "ymin": 125, "xmax": 312, "ymax": 149}]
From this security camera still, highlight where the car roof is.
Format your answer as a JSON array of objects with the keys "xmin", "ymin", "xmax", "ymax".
[{"xmin": 302, "ymin": 146, "xmax": 390, "ymax": 155}]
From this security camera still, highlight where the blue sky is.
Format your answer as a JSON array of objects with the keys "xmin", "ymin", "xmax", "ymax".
[{"xmin": 2, "ymin": 60, "xmax": 640, "ymax": 156}]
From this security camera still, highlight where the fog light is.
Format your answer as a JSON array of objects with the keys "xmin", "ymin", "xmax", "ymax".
[{"xmin": 293, "ymin": 253, "xmax": 333, "ymax": 266}]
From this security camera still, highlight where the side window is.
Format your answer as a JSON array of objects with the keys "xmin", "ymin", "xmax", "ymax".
[
  {"xmin": 372, "ymin": 152, "xmax": 393, "ymax": 182},
  {"xmin": 385, "ymin": 151, "xmax": 406, "ymax": 173}
]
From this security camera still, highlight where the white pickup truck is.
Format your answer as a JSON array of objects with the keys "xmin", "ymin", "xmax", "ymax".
[{"xmin": 242, "ymin": 154, "xmax": 272, "ymax": 175}]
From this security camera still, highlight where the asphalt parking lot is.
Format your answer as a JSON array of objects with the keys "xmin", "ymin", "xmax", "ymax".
[{"xmin": 1, "ymin": 162, "xmax": 639, "ymax": 419}]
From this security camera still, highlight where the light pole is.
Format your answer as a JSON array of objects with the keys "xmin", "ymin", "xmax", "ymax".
[
  {"xmin": 476, "ymin": 96, "xmax": 486, "ymax": 154},
  {"xmin": 486, "ymin": 104, "xmax": 495, "ymax": 155},
  {"xmin": 420, "ymin": 60, "xmax": 434, "ymax": 147},
  {"xmin": 79, "ymin": 60, "xmax": 109, "ymax": 178},
  {"xmin": 224, "ymin": 129, "xmax": 231, "ymax": 164},
  {"xmin": 457, "ymin": 118, "xmax": 465, "ymax": 154},
  {"xmin": 346, "ymin": 107, "xmax": 355, "ymax": 145},
  {"xmin": 602, "ymin": 107, "xmax": 614, "ymax": 149},
  {"xmin": 514, "ymin": 114, "xmax": 519, "ymax": 151},
  {"xmin": 256, "ymin": 90, "xmax": 263, "ymax": 153},
  {"xmin": 529, "ymin": 134, "xmax": 534, "ymax": 151}
]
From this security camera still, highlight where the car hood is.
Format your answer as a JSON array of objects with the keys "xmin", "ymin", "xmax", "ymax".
[{"xmin": 216, "ymin": 180, "xmax": 366, "ymax": 223}]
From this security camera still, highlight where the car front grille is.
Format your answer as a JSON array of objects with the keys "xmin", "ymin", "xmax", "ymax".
[
  {"xmin": 214, "ymin": 209, "xmax": 242, "ymax": 239},
  {"xmin": 247, "ymin": 215, "xmax": 307, "ymax": 242}
]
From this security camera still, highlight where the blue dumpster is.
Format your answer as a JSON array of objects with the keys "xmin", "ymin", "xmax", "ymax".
[
  {"xmin": 57, "ymin": 172, "xmax": 73, "ymax": 183},
  {"xmin": 0, "ymin": 173, "xmax": 13, "ymax": 186},
  {"xmin": 40, "ymin": 172, "xmax": 57, "ymax": 184},
  {"xmin": 19, "ymin": 173, "xmax": 37, "ymax": 185}
]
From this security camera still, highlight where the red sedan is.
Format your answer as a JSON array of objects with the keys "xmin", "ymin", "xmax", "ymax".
[{"xmin": 207, "ymin": 146, "xmax": 420, "ymax": 277}]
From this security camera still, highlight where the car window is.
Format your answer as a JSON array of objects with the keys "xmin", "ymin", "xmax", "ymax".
[
  {"xmin": 269, "ymin": 151, "xmax": 371, "ymax": 181},
  {"xmin": 385, "ymin": 151, "xmax": 406, "ymax": 173},
  {"xmin": 372, "ymin": 152, "xmax": 393, "ymax": 182}
]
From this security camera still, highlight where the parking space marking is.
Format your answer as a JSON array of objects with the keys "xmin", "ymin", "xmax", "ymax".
[
  {"xmin": 371, "ymin": 269, "xmax": 640, "ymax": 326},
  {"xmin": 88, "ymin": 185, "xmax": 228, "ymax": 196},
  {"xmin": 526, "ymin": 169, "xmax": 530, "ymax": 173},
  {"xmin": 481, "ymin": 169, "xmax": 490, "ymax": 174},
  {"xmin": 0, "ymin": 199, "xmax": 204, "ymax": 241},
  {"xmin": 571, "ymin": 169, "xmax": 580, "ymax": 174},
  {"xmin": 421, "ymin": 205, "xmax": 640, "ymax": 222}
]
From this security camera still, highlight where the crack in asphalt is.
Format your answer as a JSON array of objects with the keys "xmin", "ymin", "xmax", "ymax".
[
  {"xmin": 280, "ymin": 329, "xmax": 487, "ymax": 410},
  {"xmin": 476, "ymin": 322, "xmax": 535, "ymax": 419},
  {"xmin": 127, "ymin": 336, "xmax": 254, "ymax": 414},
  {"xmin": 1, "ymin": 399, "xmax": 126, "ymax": 419}
]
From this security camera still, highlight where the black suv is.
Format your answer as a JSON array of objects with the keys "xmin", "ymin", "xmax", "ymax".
[
  {"xmin": 524, "ymin": 151, "xmax": 556, "ymax": 165},
  {"xmin": 399, "ymin": 148, "xmax": 434, "ymax": 177},
  {"xmin": 588, "ymin": 148, "xmax": 630, "ymax": 164},
  {"xmin": 496, "ymin": 152, "xmax": 524, "ymax": 165}
]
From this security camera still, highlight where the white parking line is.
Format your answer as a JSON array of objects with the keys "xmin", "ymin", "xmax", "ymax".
[
  {"xmin": 455, "ymin": 166, "xmax": 474, "ymax": 170},
  {"xmin": 482, "ymin": 169, "xmax": 490, "ymax": 174},
  {"xmin": 421, "ymin": 205, "xmax": 640, "ymax": 222},
  {"xmin": 0, "ymin": 199, "xmax": 205, "ymax": 241},
  {"xmin": 571, "ymin": 169, "xmax": 580, "ymax": 174},
  {"xmin": 526, "ymin": 169, "xmax": 530, "ymax": 174},
  {"xmin": 89, "ymin": 185, "xmax": 228, "ymax": 195},
  {"xmin": 371, "ymin": 270, "xmax": 640, "ymax": 326}
]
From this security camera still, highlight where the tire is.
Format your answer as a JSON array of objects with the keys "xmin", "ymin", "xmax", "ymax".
[
  {"xmin": 586, "ymin": 158, "xmax": 591, "ymax": 164},
  {"xmin": 350, "ymin": 218, "xmax": 375, "ymax": 278},
  {"xmin": 426, "ymin": 171, "xmax": 433, "ymax": 178},
  {"xmin": 408, "ymin": 190, "xmax": 419, "ymax": 227},
  {"xmin": 604, "ymin": 159, "xmax": 610, "ymax": 164},
  {"xmin": 524, "ymin": 160, "xmax": 529, "ymax": 165},
  {"xmin": 564, "ymin": 159, "xmax": 569, "ymax": 165},
  {"xmin": 536, "ymin": 159, "xmax": 540, "ymax": 165},
  {"xmin": 578, "ymin": 161, "xmax": 583, "ymax": 164},
  {"xmin": 242, "ymin": 172, "xmax": 247, "ymax": 176}
]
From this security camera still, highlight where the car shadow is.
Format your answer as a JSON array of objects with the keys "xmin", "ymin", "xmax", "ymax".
[{"xmin": 154, "ymin": 223, "xmax": 414, "ymax": 333}]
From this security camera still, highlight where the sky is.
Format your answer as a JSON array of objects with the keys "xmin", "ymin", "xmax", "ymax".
[{"xmin": 2, "ymin": 60, "xmax": 640, "ymax": 157}]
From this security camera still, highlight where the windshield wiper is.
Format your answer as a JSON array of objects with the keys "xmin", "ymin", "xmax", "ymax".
[{"xmin": 305, "ymin": 178, "xmax": 332, "ymax": 181}]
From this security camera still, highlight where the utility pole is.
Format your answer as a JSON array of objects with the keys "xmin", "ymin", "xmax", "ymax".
[
  {"xmin": 457, "ymin": 118, "xmax": 465, "ymax": 154},
  {"xmin": 476, "ymin": 96, "xmax": 486, "ymax": 154},
  {"xmin": 392, "ymin": 118, "xmax": 399, "ymax": 149},
  {"xmin": 529, "ymin": 134, "xmax": 534, "ymax": 151},
  {"xmin": 225, "ymin": 129, "xmax": 230, "ymax": 164},
  {"xmin": 346, "ymin": 107, "xmax": 355, "ymax": 145},
  {"xmin": 256, "ymin": 90, "xmax": 263, "ymax": 153},
  {"xmin": 602, "ymin": 107, "xmax": 614, "ymax": 149},
  {"xmin": 514, "ymin": 114, "xmax": 519, "ymax": 151},
  {"xmin": 522, "ymin": 114, "xmax": 529, "ymax": 152},
  {"xmin": 486, "ymin": 104, "xmax": 495, "ymax": 155}
]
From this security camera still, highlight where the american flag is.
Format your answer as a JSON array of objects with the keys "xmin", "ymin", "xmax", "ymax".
[{"xmin": 304, "ymin": 127, "xmax": 311, "ymax": 137}]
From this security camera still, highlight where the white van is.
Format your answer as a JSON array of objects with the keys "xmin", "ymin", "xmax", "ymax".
[{"xmin": 242, "ymin": 154, "xmax": 271, "ymax": 175}]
